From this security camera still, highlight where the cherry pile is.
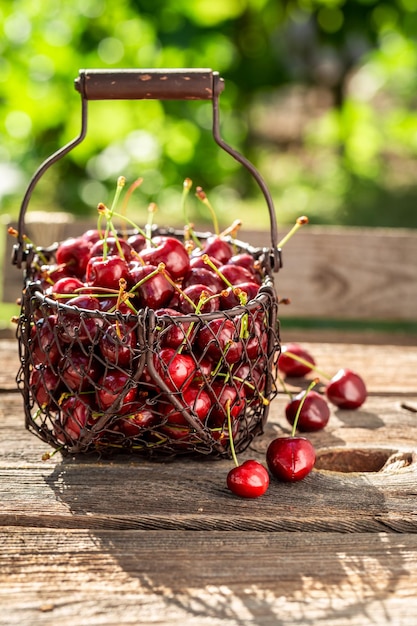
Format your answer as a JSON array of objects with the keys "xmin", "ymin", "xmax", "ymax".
[
  {"xmin": 16, "ymin": 178, "xmax": 280, "ymax": 457},
  {"xmin": 226, "ymin": 342, "xmax": 368, "ymax": 498}
]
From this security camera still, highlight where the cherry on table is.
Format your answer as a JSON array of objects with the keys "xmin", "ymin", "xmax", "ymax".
[
  {"xmin": 227, "ymin": 460, "xmax": 270, "ymax": 499},
  {"xmin": 326, "ymin": 368, "xmax": 367, "ymax": 409},
  {"xmin": 266, "ymin": 436, "xmax": 316, "ymax": 482},
  {"xmin": 278, "ymin": 343, "xmax": 316, "ymax": 377},
  {"xmin": 285, "ymin": 389, "xmax": 330, "ymax": 432}
]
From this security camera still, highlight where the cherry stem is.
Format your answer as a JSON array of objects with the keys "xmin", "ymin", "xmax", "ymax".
[
  {"xmin": 291, "ymin": 378, "xmax": 320, "ymax": 437},
  {"xmin": 202, "ymin": 254, "xmax": 233, "ymax": 289},
  {"xmin": 277, "ymin": 373, "xmax": 293, "ymax": 400},
  {"xmin": 283, "ymin": 351, "xmax": 330, "ymax": 380},
  {"xmin": 277, "ymin": 216, "xmax": 309, "ymax": 249},
  {"xmin": 121, "ymin": 177, "xmax": 144, "ymax": 234},
  {"xmin": 181, "ymin": 178, "xmax": 202, "ymax": 250},
  {"xmin": 145, "ymin": 202, "xmax": 157, "ymax": 248},
  {"xmin": 157, "ymin": 263, "xmax": 197, "ymax": 311},
  {"xmin": 196, "ymin": 186, "xmax": 219, "ymax": 236},
  {"xmin": 226, "ymin": 399, "xmax": 239, "ymax": 467},
  {"xmin": 219, "ymin": 219, "xmax": 242, "ymax": 240}
]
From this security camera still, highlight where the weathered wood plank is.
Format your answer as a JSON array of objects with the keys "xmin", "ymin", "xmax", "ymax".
[
  {"xmin": 1, "ymin": 528, "xmax": 417, "ymax": 626},
  {"xmin": 4, "ymin": 222, "xmax": 417, "ymax": 321},
  {"xmin": 1, "ymin": 389, "xmax": 417, "ymax": 532}
]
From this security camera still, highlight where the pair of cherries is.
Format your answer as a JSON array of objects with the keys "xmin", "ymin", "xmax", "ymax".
[{"xmin": 226, "ymin": 342, "xmax": 368, "ymax": 498}]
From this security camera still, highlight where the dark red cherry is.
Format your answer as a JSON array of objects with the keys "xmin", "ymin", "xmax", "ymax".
[
  {"xmin": 127, "ymin": 233, "xmax": 147, "ymax": 253},
  {"xmin": 278, "ymin": 343, "xmax": 316, "ymax": 377},
  {"xmin": 160, "ymin": 385, "xmax": 211, "ymax": 426},
  {"xmin": 57, "ymin": 395, "xmax": 92, "ymax": 443},
  {"xmin": 218, "ymin": 264, "xmax": 256, "ymax": 286},
  {"xmin": 30, "ymin": 315, "xmax": 60, "ymax": 366},
  {"xmin": 201, "ymin": 236, "xmax": 233, "ymax": 264},
  {"xmin": 182, "ymin": 268, "xmax": 223, "ymax": 293},
  {"xmin": 60, "ymin": 348, "xmax": 101, "ymax": 392},
  {"xmin": 96, "ymin": 370, "xmax": 137, "ymax": 413},
  {"xmin": 208, "ymin": 381, "xmax": 246, "ymax": 424},
  {"xmin": 266, "ymin": 436, "xmax": 316, "ymax": 482},
  {"xmin": 59, "ymin": 294, "xmax": 103, "ymax": 343},
  {"xmin": 285, "ymin": 390, "xmax": 330, "ymax": 432},
  {"xmin": 227, "ymin": 460, "xmax": 269, "ymax": 498},
  {"xmin": 30, "ymin": 365, "xmax": 61, "ymax": 408},
  {"xmin": 86, "ymin": 255, "xmax": 131, "ymax": 290},
  {"xmin": 189, "ymin": 255, "xmax": 221, "ymax": 271},
  {"xmin": 55, "ymin": 236, "xmax": 91, "ymax": 278},
  {"xmin": 197, "ymin": 318, "xmax": 243, "ymax": 364},
  {"xmin": 326, "ymin": 368, "xmax": 367, "ymax": 409},
  {"xmin": 116, "ymin": 406, "xmax": 160, "ymax": 437},
  {"xmin": 99, "ymin": 322, "xmax": 137, "ymax": 367},
  {"xmin": 130, "ymin": 263, "xmax": 175, "ymax": 310},
  {"xmin": 154, "ymin": 348, "xmax": 196, "ymax": 392},
  {"xmin": 178, "ymin": 284, "xmax": 220, "ymax": 315},
  {"xmin": 49, "ymin": 276, "xmax": 85, "ymax": 297},
  {"xmin": 220, "ymin": 282, "xmax": 260, "ymax": 309},
  {"xmin": 140, "ymin": 236, "xmax": 190, "ymax": 280}
]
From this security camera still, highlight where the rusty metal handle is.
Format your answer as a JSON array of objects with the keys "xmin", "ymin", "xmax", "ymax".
[{"xmin": 74, "ymin": 69, "xmax": 223, "ymax": 101}]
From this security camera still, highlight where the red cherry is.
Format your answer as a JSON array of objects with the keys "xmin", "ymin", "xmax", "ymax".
[
  {"xmin": 130, "ymin": 263, "xmax": 175, "ymax": 310},
  {"xmin": 98, "ymin": 322, "xmax": 137, "ymax": 368},
  {"xmin": 59, "ymin": 294, "xmax": 103, "ymax": 343},
  {"xmin": 154, "ymin": 348, "xmax": 196, "ymax": 392},
  {"xmin": 218, "ymin": 263, "xmax": 256, "ymax": 286},
  {"xmin": 160, "ymin": 385, "xmax": 211, "ymax": 426},
  {"xmin": 227, "ymin": 460, "xmax": 269, "ymax": 498},
  {"xmin": 285, "ymin": 390, "xmax": 330, "ymax": 432},
  {"xmin": 55, "ymin": 236, "xmax": 91, "ymax": 278},
  {"xmin": 201, "ymin": 236, "xmax": 233, "ymax": 264},
  {"xmin": 220, "ymin": 281, "xmax": 260, "ymax": 309},
  {"xmin": 49, "ymin": 276, "xmax": 85, "ymax": 296},
  {"xmin": 60, "ymin": 348, "xmax": 101, "ymax": 392},
  {"xmin": 127, "ymin": 233, "xmax": 146, "ymax": 253},
  {"xmin": 326, "ymin": 368, "xmax": 367, "ymax": 409},
  {"xmin": 266, "ymin": 436, "xmax": 316, "ymax": 482},
  {"xmin": 116, "ymin": 406, "xmax": 160, "ymax": 437},
  {"xmin": 140, "ymin": 236, "xmax": 190, "ymax": 280},
  {"xmin": 30, "ymin": 315, "xmax": 60, "ymax": 366},
  {"xmin": 86, "ymin": 255, "xmax": 131, "ymax": 290},
  {"xmin": 178, "ymin": 284, "xmax": 220, "ymax": 315},
  {"xmin": 182, "ymin": 268, "xmax": 223, "ymax": 293},
  {"xmin": 208, "ymin": 382, "xmax": 246, "ymax": 425},
  {"xmin": 96, "ymin": 370, "xmax": 137, "ymax": 413},
  {"xmin": 57, "ymin": 395, "xmax": 92, "ymax": 442},
  {"xmin": 278, "ymin": 343, "xmax": 316, "ymax": 377},
  {"xmin": 30, "ymin": 365, "xmax": 61, "ymax": 408},
  {"xmin": 197, "ymin": 318, "xmax": 243, "ymax": 364}
]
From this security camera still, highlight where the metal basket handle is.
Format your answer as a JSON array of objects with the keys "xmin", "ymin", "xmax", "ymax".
[{"xmin": 13, "ymin": 69, "xmax": 281, "ymax": 271}]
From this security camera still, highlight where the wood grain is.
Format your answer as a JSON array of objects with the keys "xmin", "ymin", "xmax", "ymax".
[
  {"xmin": 1, "ymin": 529, "xmax": 417, "ymax": 626},
  {"xmin": 1, "ymin": 338, "xmax": 416, "ymax": 625}
]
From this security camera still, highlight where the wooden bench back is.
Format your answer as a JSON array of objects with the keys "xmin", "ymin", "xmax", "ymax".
[{"xmin": 3, "ymin": 216, "xmax": 417, "ymax": 323}]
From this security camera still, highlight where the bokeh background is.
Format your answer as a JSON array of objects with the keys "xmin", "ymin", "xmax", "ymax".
[{"xmin": 2, "ymin": 0, "xmax": 417, "ymax": 233}]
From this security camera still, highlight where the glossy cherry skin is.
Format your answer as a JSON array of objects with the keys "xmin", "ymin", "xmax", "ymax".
[
  {"xmin": 127, "ymin": 233, "xmax": 146, "ymax": 254},
  {"xmin": 60, "ymin": 349, "xmax": 101, "ymax": 392},
  {"xmin": 30, "ymin": 365, "xmax": 61, "ymax": 408},
  {"xmin": 59, "ymin": 294, "xmax": 103, "ymax": 343},
  {"xmin": 86, "ymin": 255, "xmax": 131, "ymax": 291},
  {"xmin": 218, "ymin": 264, "xmax": 256, "ymax": 286},
  {"xmin": 201, "ymin": 236, "xmax": 233, "ymax": 264},
  {"xmin": 30, "ymin": 315, "xmax": 60, "ymax": 366},
  {"xmin": 130, "ymin": 263, "xmax": 175, "ymax": 310},
  {"xmin": 55, "ymin": 236, "xmax": 91, "ymax": 278},
  {"xmin": 178, "ymin": 284, "xmax": 220, "ymax": 315},
  {"xmin": 154, "ymin": 348, "xmax": 196, "ymax": 392},
  {"xmin": 116, "ymin": 406, "xmax": 160, "ymax": 437},
  {"xmin": 227, "ymin": 460, "xmax": 269, "ymax": 498},
  {"xmin": 57, "ymin": 395, "xmax": 92, "ymax": 442},
  {"xmin": 285, "ymin": 390, "xmax": 330, "ymax": 432},
  {"xmin": 326, "ymin": 368, "xmax": 367, "ymax": 409},
  {"xmin": 96, "ymin": 370, "xmax": 137, "ymax": 413},
  {"xmin": 140, "ymin": 236, "xmax": 190, "ymax": 280},
  {"xmin": 266, "ymin": 436, "xmax": 316, "ymax": 482},
  {"xmin": 208, "ymin": 382, "xmax": 246, "ymax": 425},
  {"xmin": 160, "ymin": 385, "xmax": 211, "ymax": 426},
  {"xmin": 220, "ymin": 282, "xmax": 260, "ymax": 310},
  {"xmin": 197, "ymin": 318, "xmax": 243, "ymax": 364},
  {"xmin": 98, "ymin": 322, "xmax": 137, "ymax": 368},
  {"xmin": 48, "ymin": 276, "xmax": 85, "ymax": 297},
  {"xmin": 278, "ymin": 343, "xmax": 316, "ymax": 377},
  {"xmin": 182, "ymin": 268, "xmax": 223, "ymax": 293}
]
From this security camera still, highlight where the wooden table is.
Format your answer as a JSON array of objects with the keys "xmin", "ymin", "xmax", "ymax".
[{"xmin": 1, "ymin": 336, "xmax": 417, "ymax": 625}]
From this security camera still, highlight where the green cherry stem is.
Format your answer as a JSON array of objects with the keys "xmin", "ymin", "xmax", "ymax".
[
  {"xmin": 145, "ymin": 202, "xmax": 157, "ymax": 248},
  {"xmin": 226, "ymin": 399, "xmax": 239, "ymax": 468},
  {"xmin": 181, "ymin": 178, "xmax": 202, "ymax": 250},
  {"xmin": 276, "ymin": 216, "xmax": 309, "ymax": 249},
  {"xmin": 291, "ymin": 378, "xmax": 319, "ymax": 437},
  {"xmin": 196, "ymin": 186, "xmax": 219, "ymax": 236}
]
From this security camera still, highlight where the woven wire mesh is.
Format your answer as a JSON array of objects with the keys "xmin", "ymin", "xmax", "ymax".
[{"xmin": 16, "ymin": 234, "xmax": 280, "ymax": 458}]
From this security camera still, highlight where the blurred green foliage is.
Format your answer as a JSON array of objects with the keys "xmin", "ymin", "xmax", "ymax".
[{"xmin": 1, "ymin": 0, "xmax": 417, "ymax": 229}]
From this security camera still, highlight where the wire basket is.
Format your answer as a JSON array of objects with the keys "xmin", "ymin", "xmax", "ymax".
[{"xmin": 12, "ymin": 69, "xmax": 282, "ymax": 458}]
